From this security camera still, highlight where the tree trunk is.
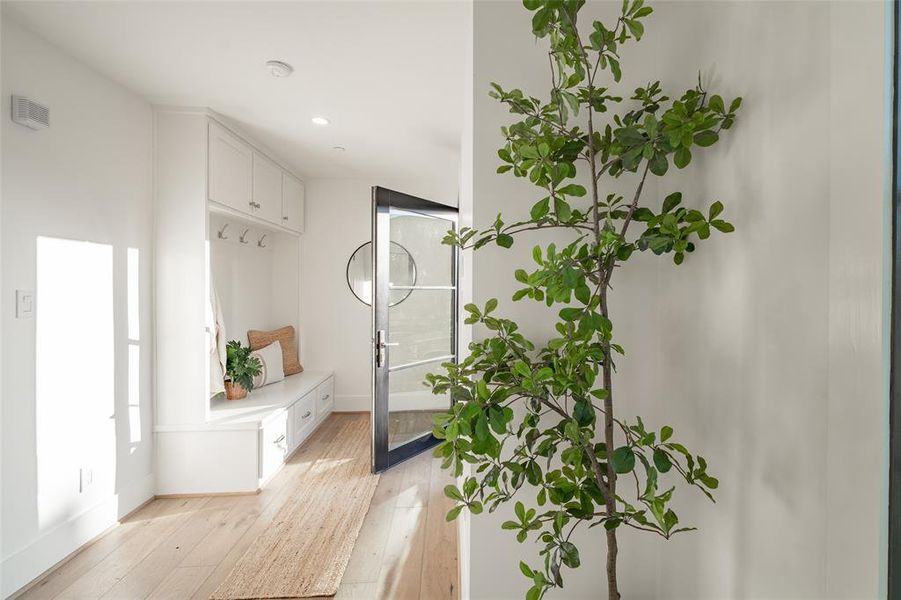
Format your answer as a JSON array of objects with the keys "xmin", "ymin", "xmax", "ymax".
[
  {"xmin": 603, "ymin": 359, "xmax": 620, "ymax": 600},
  {"xmin": 601, "ymin": 291, "xmax": 619, "ymax": 599},
  {"xmin": 606, "ymin": 528, "xmax": 620, "ymax": 599}
]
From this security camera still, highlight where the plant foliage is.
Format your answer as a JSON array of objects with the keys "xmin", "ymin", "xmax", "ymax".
[
  {"xmin": 426, "ymin": 1, "xmax": 741, "ymax": 598},
  {"xmin": 225, "ymin": 340, "xmax": 262, "ymax": 391}
]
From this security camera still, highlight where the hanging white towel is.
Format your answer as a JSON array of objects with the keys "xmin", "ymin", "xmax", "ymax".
[{"xmin": 209, "ymin": 281, "xmax": 227, "ymax": 397}]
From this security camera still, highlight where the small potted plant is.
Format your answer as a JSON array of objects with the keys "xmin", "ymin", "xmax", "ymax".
[{"xmin": 224, "ymin": 340, "xmax": 261, "ymax": 400}]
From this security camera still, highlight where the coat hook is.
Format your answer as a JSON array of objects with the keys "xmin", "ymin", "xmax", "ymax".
[
  {"xmin": 217, "ymin": 223, "xmax": 230, "ymax": 240},
  {"xmin": 257, "ymin": 234, "xmax": 268, "ymax": 248},
  {"xmin": 239, "ymin": 228, "xmax": 250, "ymax": 244}
]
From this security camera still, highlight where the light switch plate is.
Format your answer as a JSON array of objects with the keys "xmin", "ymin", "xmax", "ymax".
[{"xmin": 16, "ymin": 289, "xmax": 34, "ymax": 319}]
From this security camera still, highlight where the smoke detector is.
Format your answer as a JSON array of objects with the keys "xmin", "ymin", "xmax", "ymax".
[
  {"xmin": 265, "ymin": 60, "xmax": 294, "ymax": 78},
  {"xmin": 11, "ymin": 95, "xmax": 49, "ymax": 130}
]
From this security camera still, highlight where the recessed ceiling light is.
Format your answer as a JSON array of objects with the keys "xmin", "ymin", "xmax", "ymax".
[
  {"xmin": 265, "ymin": 60, "xmax": 293, "ymax": 78},
  {"xmin": 311, "ymin": 116, "xmax": 330, "ymax": 126}
]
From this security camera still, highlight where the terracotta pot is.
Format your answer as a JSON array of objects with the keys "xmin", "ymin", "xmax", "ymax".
[{"xmin": 224, "ymin": 380, "xmax": 248, "ymax": 400}]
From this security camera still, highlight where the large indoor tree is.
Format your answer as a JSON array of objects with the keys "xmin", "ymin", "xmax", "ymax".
[{"xmin": 426, "ymin": 1, "xmax": 742, "ymax": 598}]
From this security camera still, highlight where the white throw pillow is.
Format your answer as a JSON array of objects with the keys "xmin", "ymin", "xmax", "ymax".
[{"xmin": 251, "ymin": 341, "xmax": 285, "ymax": 388}]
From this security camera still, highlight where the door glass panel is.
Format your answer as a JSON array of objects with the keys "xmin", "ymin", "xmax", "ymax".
[
  {"xmin": 387, "ymin": 210, "xmax": 455, "ymax": 451},
  {"xmin": 390, "ymin": 211, "xmax": 453, "ymax": 287}
]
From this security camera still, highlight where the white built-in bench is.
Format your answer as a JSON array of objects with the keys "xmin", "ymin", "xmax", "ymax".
[{"xmin": 155, "ymin": 371, "xmax": 334, "ymax": 495}]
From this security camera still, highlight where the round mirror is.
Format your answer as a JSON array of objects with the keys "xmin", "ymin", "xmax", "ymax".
[{"xmin": 346, "ymin": 242, "xmax": 417, "ymax": 307}]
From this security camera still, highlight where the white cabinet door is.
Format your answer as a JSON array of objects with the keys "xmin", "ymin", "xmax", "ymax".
[
  {"xmin": 252, "ymin": 153, "xmax": 283, "ymax": 225},
  {"xmin": 281, "ymin": 173, "xmax": 305, "ymax": 233},
  {"xmin": 208, "ymin": 121, "xmax": 253, "ymax": 213}
]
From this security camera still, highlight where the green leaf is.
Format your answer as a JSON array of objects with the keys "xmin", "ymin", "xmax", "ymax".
[
  {"xmin": 708, "ymin": 94, "xmax": 724, "ymax": 113},
  {"xmin": 485, "ymin": 298, "xmax": 498, "ymax": 313},
  {"xmin": 625, "ymin": 18, "xmax": 644, "ymax": 40},
  {"xmin": 644, "ymin": 114, "xmax": 658, "ymax": 138},
  {"xmin": 519, "ymin": 561, "xmax": 534, "ymax": 578},
  {"xmin": 615, "ymin": 126, "xmax": 645, "ymax": 145},
  {"xmin": 444, "ymin": 485, "xmax": 464, "ymax": 501},
  {"xmin": 574, "ymin": 284, "xmax": 591, "ymax": 305},
  {"xmin": 660, "ymin": 425, "xmax": 673, "ymax": 441},
  {"xmin": 662, "ymin": 192, "xmax": 682, "ymax": 213},
  {"xmin": 515, "ymin": 500, "xmax": 526, "ymax": 521},
  {"xmin": 475, "ymin": 414, "xmax": 490, "ymax": 442},
  {"xmin": 674, "ymin": 147, "xmax": 691, "ymax": 169},
  {"xmin": 446, "ymin": 505, "xmax": 463, "ymax": 521},
  {"xmin": 649, "ymin": 153, "xmax": 668, "ymax": 176},
  {"xmin": 496, "ymin": 233, "xmax": 514, "ymax": 248},
  {"xmin": 560, "ymin": 541, "xmax": 581, "ymax": 568},
  {"xmin": 711, "ymin": 219, "xmax": 734, "ymax": 233},
  {"xmin": 700, "ymin": 474, "xmax": 719, "ymax": 489},
  {"xmin": 559, "ymin": 307, "xmax": 582, "ymax": 321},
  {"xmin": 513, "ymin": 361, "xmax": 531, "ymax": 377},
  {"xmin": 612, "ymin": 446, "xmax": 635, "ymax": 474},
  {"xmin": 694, "ymin": 130, "xmax": 719, "ymax": 147},
  {"xmin": 708, "ymin": 201, "xmax": 724, "ymax": 220},
  {"xmin": 729, "ymin": 97, "xmax": 743, "ymax": 112},
  {"xmin": 557, "ymin": 184, "xmax": 587, "ymax": 197},
  {"xmin": 573, "ymin": 400, "xmax": 595, "ymax": 426},
  {"xmin": 653, "ymin": 448, "xmax": 672, "ymax": 473},
  {"xmin": 554, "ymin": 197, "xmax": 573, "ymax": 221},
  {"xmin": 531, "ymin": 197, "xmax": 550, "ymax": 220}
]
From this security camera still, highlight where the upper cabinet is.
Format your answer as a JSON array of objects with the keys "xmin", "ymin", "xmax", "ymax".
[
  {"xmin": 207, "ymin": 117, "xmax": 305, "ymax": 234},
  {"xmin": 252, "ymin": 153, "xmax": 283, "ymax": 225},
  {"xmin": 208, "ymin": 121, "xmax": 252, "ymax": 213},
  {"xmin": 281, "ymin": 173, "xmax": 305, "ymax": 233}
]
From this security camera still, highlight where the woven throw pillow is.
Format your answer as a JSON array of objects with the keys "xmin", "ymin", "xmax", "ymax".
[
  {"xmin": 247, "ymin": 325, "xmax": 303, "ymax": 376},
  {"xmin": 250, "ymin": 341, "xmax": 285, "ymax": 388}
]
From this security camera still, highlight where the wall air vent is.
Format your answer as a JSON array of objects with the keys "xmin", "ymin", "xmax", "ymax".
[{"xmin": 11, "ymin": 95, "xmax": 49, "ymax": 130}]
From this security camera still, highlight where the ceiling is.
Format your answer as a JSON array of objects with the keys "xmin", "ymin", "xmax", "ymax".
[{"xmin": 3, "ymin": 1, "xmax": 468, "ymax": 182}]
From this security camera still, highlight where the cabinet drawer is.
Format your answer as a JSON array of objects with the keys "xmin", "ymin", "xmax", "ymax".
[
  {"xmin": 259, "ymin": 411, "xmax": 288, "ymax": 481},
  {"xmin": 293, "ymin": 392, "xmax": 317, "ymax": 444},
  {"xmin": 316, "ymin": 377, "xmax": 334, "ymax": 415}
]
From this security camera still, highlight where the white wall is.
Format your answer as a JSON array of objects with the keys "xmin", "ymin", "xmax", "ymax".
[
  {"xmin": 300, "ymin": 178, "xmax": 457, "ymax": 412},
  {"xmin": 209, "ymin": 213, "xmax": 300, "ymax": 352},
  {"xmin": 1, "ymin": 15, "xmax": 154, "ymax": 596},
  {"xmin": 470, "ymin": 1, "xmax": 887, "ymax": 598}
]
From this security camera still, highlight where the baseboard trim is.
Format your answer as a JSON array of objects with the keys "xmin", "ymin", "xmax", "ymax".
[
  {"xmin": 335, "ymin": 394, "xmax": 369, "ymax": 412},
  {"xmin": 154, "ymin": 490, "xmax": 259, "ymax": 499},
  {"xmin": 1, "ymin": 472, "xmax": 155, "ymax": 598}
]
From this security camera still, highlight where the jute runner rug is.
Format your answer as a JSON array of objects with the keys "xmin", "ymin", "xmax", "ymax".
[{"xmin": 211, "ymin": 414, "xmax": 379, "ymax": 599}]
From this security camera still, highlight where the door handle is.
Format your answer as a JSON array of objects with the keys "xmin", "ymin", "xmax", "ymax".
[{"xmin": 375, "ymin": 329, "xmax": 398, "ymax": 368}]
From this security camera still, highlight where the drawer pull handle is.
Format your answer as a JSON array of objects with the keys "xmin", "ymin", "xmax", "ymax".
[
  {"xmin": 321, "ymin": 394, "xmax": 330, "ymax": 401},
  {"xmin": 302, "ymin": 410, "xmax": 312, "ymax": 419},
  {"xmin": 274, "ymin": 434, "xmax": 286, "ymax": 444}
]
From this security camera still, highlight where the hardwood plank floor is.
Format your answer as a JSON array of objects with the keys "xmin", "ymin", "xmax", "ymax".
[{"xmin": 15, "ymin": 414, "xmax": 458, "ymax": 600}]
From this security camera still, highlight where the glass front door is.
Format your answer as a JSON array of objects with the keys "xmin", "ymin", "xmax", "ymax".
[{"xmin": 371, "ymin": 187, "xmax": 458, "ymax": 472}]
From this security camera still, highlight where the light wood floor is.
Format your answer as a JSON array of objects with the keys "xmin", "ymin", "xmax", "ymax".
[
  {"xmin": 16, "ymin": 414, "xmax": 458, "ymax": 600},
  {"xmin": 388, "ymin": 410, "xmax": 441, "ymax": 449}
]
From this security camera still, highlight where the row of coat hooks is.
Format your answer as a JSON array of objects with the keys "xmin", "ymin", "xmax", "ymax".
[{"xmin": 215, "ymin": 223, "xmax": 269, "ymax": 248}]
